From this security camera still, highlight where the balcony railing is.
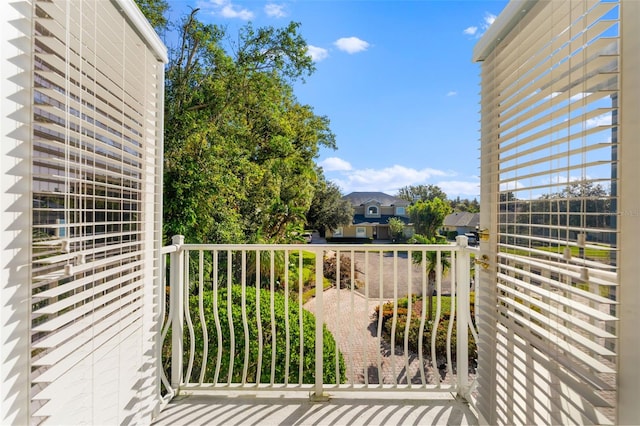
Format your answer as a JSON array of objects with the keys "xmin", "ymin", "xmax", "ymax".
[{"xmin": 159, "ymin": 236, "xmax": 478, "ymax": 407}]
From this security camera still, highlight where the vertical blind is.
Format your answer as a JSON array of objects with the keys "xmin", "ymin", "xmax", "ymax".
[
  {"xmin": 29, "ymin": 0, "xmax": 165, "ymax": 423},
  {"xmin": 477, "ymin": 1, "xmax": 619, "ymax": 424}
]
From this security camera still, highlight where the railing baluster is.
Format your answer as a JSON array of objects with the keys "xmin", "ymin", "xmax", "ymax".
[
  {"xmin": 170, "ymin": 235, "xmax": 184, "ymax": 389},
  {"xmin": 256, "ymin": 250, "xmax": 263, "ymax": 385},
  {"xmin": 391, "ymin": 249, "xmax": 398, "ymax": 386},
  {"xmin": 212, "ymin": 250, "xmax": 222, "ymax": 384},
  {"xmin": 418, "ymin": 249, "xmax": 427, "ymax": 385},
  {"xmin": 349, "ymin": 249, "xmax": 355, "ymax": 387},
  {"xmin": 314, "ymin": 248, "xmax": 324, "ymax": 398},
  {"xmin": 198, "ymin": 250, "xmax": 208, "ymax": 384},
  {"xmin": 404, "ymin": 248, "xmax": 412, "ymax": 387},
  {"xmin": 270, "ymin": 250, "xmax": 276, "ymax": 386},
  {"xmin": 298, "ymin": 249, "xmax": 304, "ymax": 385},
  {"xmin": 227, "ymin": 250, "xmax": 235, "ymax": 384},
  {"xmin": 432, "ymin": 249, "xmax": 442, "ymax": 389},
  {"xmin": 364, "ymin": 250, "xmax": 369, "ymax": 386},
  {"xmin": 241, "ymin": 250, "xmax": 249, "ymax": 385},
  {"xmin": 446, "ymin": 249, "xmax": 456, "ymax": 382},
  {"xmin": 159, "ymin": 250, "xmax": 173, "ymax": 398},
  {"xmin": 284, "ymin": 250, "xmax": 290, "ymax": 385},
  {"xmin": 377, "ymin": 250, "xmax": 383, "ymax": 387},
  {"xmin": 335, "ymin": 249, "xmax": 341, "ymax": 383},
  {"xmin": 184, "ymin": 250, "xmax": 195, "ymax": 383}
]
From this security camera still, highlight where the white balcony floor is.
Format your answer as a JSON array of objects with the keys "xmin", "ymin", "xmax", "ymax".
[{"xmin": 152, "ymin": 391, "xmax": 478, "ymax": 425}]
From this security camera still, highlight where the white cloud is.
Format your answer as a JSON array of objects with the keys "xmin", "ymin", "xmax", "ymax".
[
  {"xmin": 326, "ymin": 164, "xmax": 453, "ymax": 195},
  {"xmin": 319, "ymin": 157, "xmax": 352, "ymax": 172},
  {"xmin": 306, "ymin": 45, "xmax": 329, "ymax": 62},
  {"xmin": 483, "ymin": 13, "xmax": 496, "ymax": 28},
  {"xmin": 220, "ymin": 5, "xmax": 253, "ymax": 19},
  {"xmin": 586, "ymin": 112, "xmax": 612, "ymax": 128},
  {"xmin": 202, "ymin": 0, "xmax": 254, "ymax": 20},
  {"xmin": 446, "ymin": 91, "xmax": 457, "ymax": 97},
  {"xmin": 463, "ymin": 26, "xmax": 478, "ymax": 36},
  {"xmin": 437, "ymin": 180, "xmax": 480, "ymax": 197},
  {"xmin": 500, "ymin": 180, "xmax": 524, "ymax": 192},
  {"xmin": 465, "ymin": 12, "xmax": 497, "ymax": 38},
  {"xmin": 334, "ymin": 37, "xmax": 370, "ymax": 54},
  {"xmin": 264, "ymin": 3, "xmax": 286, "ymax": 18}
]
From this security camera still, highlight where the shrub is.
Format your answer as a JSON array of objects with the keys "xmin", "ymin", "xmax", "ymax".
[
  {"xmin": 181, "ymin": 285, "xmax": 346, "ymax": 384},
  {"xmin": 324, "ymin": 254, "xmax": 358, "ymax": 288},
  {"xmin": 372, "ymin": 296, "xmax": 476, "ymax": 362}
]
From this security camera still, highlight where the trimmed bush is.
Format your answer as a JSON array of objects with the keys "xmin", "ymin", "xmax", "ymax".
[
  {"xmin": 184, "ymin": 285, "xmax": 346, "ymax": 384},
  {"xmin": 373, "ymin": 295, "xmax": 476, "ymax": 362}
]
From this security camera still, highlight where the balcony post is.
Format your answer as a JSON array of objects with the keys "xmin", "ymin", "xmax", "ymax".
[
  {"xmin": 312, "ymin": 248, "xmax": 327, "ymax": 400},
  {"xmin": 455, "ymin": 235, "xmax": 470, "ymax": 399},
  {"xmin": 170, "ymin": 235, "xmax": 185, "ymax": 390}
]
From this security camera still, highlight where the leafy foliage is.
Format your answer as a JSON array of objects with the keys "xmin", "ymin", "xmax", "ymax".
[
  {"xmin": 373, "ymin": 296, "xmax": 476, "ymax": 363},
  {"xmin": 134, "ymin": 0, "xmax": 170, "ymax": 33},
  {"xmin": 407, "ymin": 198, "xmax": 451, "ymax": 239},
  {"xmin": 397, "ymin": 184, "xmax": 448, "ymax": 203},
  {"xmin": 306, "ymin": 173, "xmax": 353, "ymax": 236},
  {"xmin": 323, "ymin": 254, "xmax": 358, "ymax": 288},
  {"xmin": 449, "ymin": 196, "xmax": 480, "ymax": 213},
  {"xmin": 387, "ymin": 217, "xmax": 406, "ymax": 241},
  {"xmin": 185, "ymin": 286, "xmax": 346, "ymax": 384},
  {"xmin": 156, "ymin": 9, "xmax": 335, "ymax": 244}
]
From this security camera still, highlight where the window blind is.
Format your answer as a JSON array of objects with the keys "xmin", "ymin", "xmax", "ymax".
[
  {"xmin": 28, "ymin": 0, "xmax": 166, "ymax": 424},
  {"xmin": 475, "ymin": 1, "xmax": 620, "ymax": 424}
]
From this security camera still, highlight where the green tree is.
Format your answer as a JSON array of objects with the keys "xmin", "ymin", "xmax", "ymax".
[
  {"xmin": 407, "ymin": 197, "xmax": 451, "ymax": 239},
  {"xmin": 306, "ymin": 173, "xmax": 353, "ymax": 237},
  {"xmin": 449, "ymin": 196, "xmax": 480, "ymax": 213},
  {"xmin": 134, "ymin": 0, "xmax": 170, "ymax": 33},
  {"xmin": 387, "ymin": 217, "xmax": 405, "ymax": 241},
  {"xmin": 159, "ymin": 9, "xmax": 335, "ymax": 244},
  {"xmin": 397, "ymin": 184, "xmax": 448, "ymax": 203}
]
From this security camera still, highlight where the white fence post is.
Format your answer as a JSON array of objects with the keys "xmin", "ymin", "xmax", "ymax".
[
  {"xmin": 313, "ymin": 248, "xmax": 326, "ymax": 400},
  {"xmin": 171, "ymin": 235, "xmax": 185, "ymax": 389},
  {"xmin": 455, "ymin": 235, "xmax": 470, "ymax": 399}
]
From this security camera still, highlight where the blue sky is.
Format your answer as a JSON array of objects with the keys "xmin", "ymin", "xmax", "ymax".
[{"xmin": 165, "ymin": 0, "xmax": 509, "ymax": 198}]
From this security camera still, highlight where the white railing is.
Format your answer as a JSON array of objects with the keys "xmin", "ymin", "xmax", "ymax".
[{"xmin": 159, "ymin": 236, "xmax": 477, "ymax": 400}]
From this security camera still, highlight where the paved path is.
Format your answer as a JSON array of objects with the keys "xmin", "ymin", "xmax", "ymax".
[
  {"xmin": 304, "ymin": 288, "xmax": 446, "ymax": 385},
  {"xmin": 352, "ymin": 252, "xmax": 453, "ymax": 299}
]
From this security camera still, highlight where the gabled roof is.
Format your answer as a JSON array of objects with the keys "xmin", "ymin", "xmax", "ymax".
[
  {"xmin": 443, "ymin": 212, "xmax": 480, "ymax": 228},
  {"xmin": 343, "ymin": 192, "xmax": 409, "ymax": 207}
]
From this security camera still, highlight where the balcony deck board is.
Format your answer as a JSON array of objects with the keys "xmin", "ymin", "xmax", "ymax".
[{"xmin": 152, "ymin": 391, "xmax": 477, "ymax": 425}]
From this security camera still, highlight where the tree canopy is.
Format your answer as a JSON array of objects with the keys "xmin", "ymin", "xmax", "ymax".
[
  {"xmin": 135, "ymin": 0, "xmax": 170, "ymax": 33},
  {"xmin": 407, "ymin": 197, "xmax": 451, "ymax": 239},
  {"xmin": 397, "ymin": 184, "xmax": 448, "ymax": 203},
  {"xmin": 135, "ymin": 2, "xmax": 337, "ymax": 244},
  {"xmin": 305, "ymin": 173, "xmax": 353, "ymax": 236}
]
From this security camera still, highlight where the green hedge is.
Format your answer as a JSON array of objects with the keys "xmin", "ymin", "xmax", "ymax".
[{"xmin": 184, "ymin": 285, "xmax": 346, "ymax": 384}]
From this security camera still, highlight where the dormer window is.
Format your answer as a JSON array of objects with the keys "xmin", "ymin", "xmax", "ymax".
[{"xmin": 367, "ymin": 206, "xmax": 379, "ymax": 215}]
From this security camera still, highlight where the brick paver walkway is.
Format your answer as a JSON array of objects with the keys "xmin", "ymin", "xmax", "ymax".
[{"xmin": 304, "ymin": 288, "xmax": 443, "ymax": 385}]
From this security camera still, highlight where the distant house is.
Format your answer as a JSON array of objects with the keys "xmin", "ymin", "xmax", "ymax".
[
  {"xmin": 328, "ymin": 192, "xmax": 413, "ymax": 240},
  {"xmin": 442, "ymin": 212, "xmax": 480, "ymax": 236}
]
